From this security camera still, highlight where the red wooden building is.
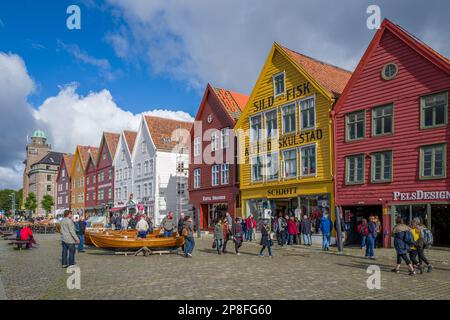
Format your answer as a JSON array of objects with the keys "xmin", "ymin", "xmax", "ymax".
[
  {"xmin": 96, "ymin": 132, "xmax": 119, "ymax": 216},
  {"xmin": 84, "ymin": 148, "xmax": 99, "ymax": 216},
  {"xmin": 333, "ymin": 19, "xmax": 450, "ymax": 247},
  {"xmin": 189, "ymin": 84, "xmax": 248, "ymax": 230},
  {"xmin": 56, "ymin": 154, "xmax": 74, "ymax": 214}
]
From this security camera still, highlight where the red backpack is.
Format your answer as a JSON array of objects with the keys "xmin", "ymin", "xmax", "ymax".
[{"xmin": 358, "ymin": 223, "xmax": 369, "ymax": 236}]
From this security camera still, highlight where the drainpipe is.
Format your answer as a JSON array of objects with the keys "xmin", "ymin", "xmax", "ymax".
[{"xmin": 331, "ymin": 107, "xmax": 343, "ymax": 254}]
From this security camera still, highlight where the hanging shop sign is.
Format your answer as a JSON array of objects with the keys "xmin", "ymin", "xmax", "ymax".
[{"xmin": 393, "ymin": 190, "xmax": 450, "ymax": 201}]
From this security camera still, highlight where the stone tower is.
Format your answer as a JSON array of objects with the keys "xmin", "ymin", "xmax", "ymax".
[{"xmin": 22, "ymin": 130, "xmax": 51, "ymax": 208}]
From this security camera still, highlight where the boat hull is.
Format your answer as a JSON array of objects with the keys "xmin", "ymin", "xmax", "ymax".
[{"xmin": 89, "ymin": 233, "xmax": 184, "ymax": 251}]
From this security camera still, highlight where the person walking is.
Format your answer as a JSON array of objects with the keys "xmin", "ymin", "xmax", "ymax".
[
  {"xmin": 74, "ymin": 215, "xmax": 86, "ymax": 253},
  {"xmin": 319, "ymin": 211, "xmax": 332, "ymax": 251},
  {"xmin": 222, "ymin": 218, "xmax": 232, "ymax": 254},
  {"xmin": 136, "ymin": 215, "xmax": 149, "ymax": 238},
  {"xmin": 287, "ymin": 216, "xmax": 297, "ymax": 245},
  {"xmin": 214, "ymin": 219, "xmax": 224, "ymax": 255},
  {"xmin": 241, "ymin": 218, "xmax": 247, "ymax": 242},
  {"xmin": 161, "ymin": 212, "xmax": 175, "ymax": 237},
  {"xmin": 246, "ymin": 214, "xmax": 255, "ymax": 242},
  {"xmin": 365, "ymin": 216, "xmax": 377, "ymax": 259},
  {"xmin": 277, "ymin": 213, "xmax": 287, "ymax": 246},
  {"xmin": 60, "ymin": 210, "xmax": 79, "ymax": 268},
  {"xmin": 334, "ymin": 212, "xmax": 346, "ymax": 246},
  {"xmin": 232, "ymin": 217, "xmax": 244, "ymax": 255},
  {"xmin": 177, "ymin": 212, "xmax": 185, "ymax": 251},
  {"xmin": 391, "ymin": 217, "xmax": 416, "ymax": 276},
  {"xmin": 357, "ymin": 218, "xmax": 369, "ymax": 249},
  {"xmin": 410, "ymin": 218, "xmax": 433, "ymax": 273},
  {"xmin": 259, "ymin": 221, "xmax": 273, "ymax": 257},
  {"xmin": 121, "ymin": 214, "xmax": 129, "ymax": 230},
  {"xmin": 294, "ymin": 217, "xmax": 301, "ymax": 245},
  {"xmin": 301, "ymin": 215, "xmax": 312, "ymax": 246},
  {"xmin": 182, "ymin": 216, "xmax": 195, "ymax": 258},
  {"xmin": 225, "ymin": 212, "xmax": 233, "ymax": 228}
]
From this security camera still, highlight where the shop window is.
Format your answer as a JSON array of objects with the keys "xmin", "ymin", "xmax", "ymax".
[
  {"xmin": 250, "ymin": 114, "xmax": 262, "ymax": 143},
  {"xmin": 264, "ymin": 109, "xmax": 278, "ymax": 139},
  {"xmin": 194, "ymin": 137, "xmax": 201, "ymax": 157},
  {"xmin": 273, "ymin": 71, "xmax": 285, "ymax": 97},
  {"xmin": 266, "ymin": 152, "xmax": 279, "ymax": 181},
  {"xmin": 421, "ymin": 91, "xmax": 448, "ymax": 129},
  {"xmin": 282, "ymin": 103, "xmax": 296, "ymax": 134},
  {"xmin": 371, "ymin": 151, "xmax": 392, "ymax": 183},
  {"xmin": 300, "ymin": 96, "xmax": 315, "ymax": 130},
  {"xmin": 211, "ymin": 165, "xmax": 220, "ymax": 186},
  {"xmin": 193, "ymin": 169, "xmax": 201, "ymax": 188},
  {"xmin": 221, "ymin": 163, "xmax": 229, "ymax": 184},
  {"xmin": 420, "ymin": 143, "xmax": 446, "ymax": 179},
  {"xmin": 372, "ymin": 104, "xmax": 393, "ymax": 136},
  {"xmin": 346, "ymin": 154, "xmax": 364, "ymax": 184},
  {"xmin": 251, "ymin": 156, "xmax": 264, "ymax": 182},
  {"xmin": 300, "ymin": 144, "xmax": 316, "ymax": 176},
  {"xmin": 283, "ymin": 149, "xmax": 298, "ymax": 179},
  {"xmin": 346, "ymin": 110, "xmax": 365, "ymax": 141},
  {"xmin": 221, "ymin": 128, "xmax": 230, "ymax": 149}
]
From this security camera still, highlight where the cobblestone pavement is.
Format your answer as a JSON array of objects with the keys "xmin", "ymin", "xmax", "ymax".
[{"xmin": 0, "ymin": 233, "xmax": 449, "ymax": 300}]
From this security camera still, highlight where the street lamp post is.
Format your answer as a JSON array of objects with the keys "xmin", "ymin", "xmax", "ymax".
[{"xmin": 9, "ymin": 193, "xmax": 15, "ymax": 216}]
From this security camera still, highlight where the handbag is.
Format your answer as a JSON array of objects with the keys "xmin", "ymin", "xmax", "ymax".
[{"xmin": 212, "ymin": 240, "xmax": 216, "ymax": 249}]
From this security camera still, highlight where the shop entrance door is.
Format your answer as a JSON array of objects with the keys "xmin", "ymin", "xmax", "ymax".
[
  {"xmin": 431, "ymin": 204, "xmax": 450, "ymax": 247},
  {"xmin": 343, "ymin": 205, "xmax": 383, "ymax": 246}
]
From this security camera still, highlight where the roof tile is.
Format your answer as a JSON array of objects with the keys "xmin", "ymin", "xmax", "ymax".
[{"xmin": 144, "ymin": 116, "xmax": 193, "ymax": 151}]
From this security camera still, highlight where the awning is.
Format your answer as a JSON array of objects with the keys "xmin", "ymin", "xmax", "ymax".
[{"xmin": 110, "ymin": 207, "xmax": 126, "ymax": 212}]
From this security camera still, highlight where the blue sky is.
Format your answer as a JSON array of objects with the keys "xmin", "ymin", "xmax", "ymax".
[
  {"xmin": 0, "ymin": 0, "xmax": 200, "ymax": 114},
  {"xmin": 0, "ymin": 0, "xmax": 449, "ymax": 189}
]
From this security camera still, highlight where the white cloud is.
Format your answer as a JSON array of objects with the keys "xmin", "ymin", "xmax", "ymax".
[{"xmin": 0, "ymin": 51, "xmax": 194, "ymax": 190}]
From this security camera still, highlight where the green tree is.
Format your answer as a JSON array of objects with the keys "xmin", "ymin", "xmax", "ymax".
[
  {"xmin": 41, "ymin": 194, "xmax": 55, "ymax": 216},
  {"xmin": 24, "ymin": 192, "xmax": 37, "ymax": 215},
  {"xmin": 16, "ymin": 189, "xmax": 23, "ymax": 210},
  {"xmin": 0, "ymin": 189, "xmax": 17, "ymax": 212}
]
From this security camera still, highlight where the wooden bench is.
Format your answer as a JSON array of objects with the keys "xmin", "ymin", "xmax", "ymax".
[{"xmin": 8, "ymin": 240, "xmax": 32, "ymax": 250}]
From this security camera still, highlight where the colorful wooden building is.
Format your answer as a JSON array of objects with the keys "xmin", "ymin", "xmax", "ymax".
[
  {"xmin": 96, "ymin": 132, "xmax": 120, "ymax": 216},
  {"xmin": 56, "ymin": 154, "xmax": 74, "ymax": 215},
  {"xmin": 70, "ymin": 145, "xmax": 96, "ymax": 217},
  {"xmin": 189, "ymin": 84, "xmax": 248, "ymax": 230},
  {"xmin": 84, "ymin": 149, "xmax": 98, "ymax": 216},
  {"xmin": 234, "ymin": 42, "xmax": 351, "ymax": 229},
  {"xmin": 333, "ymin": 19, "xmax": 450, "ymax": 247}
]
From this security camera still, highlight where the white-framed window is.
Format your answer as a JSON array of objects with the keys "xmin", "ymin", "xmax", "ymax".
[
  {"xmin": 142, "ymin": 140, "xmax": 147, "ymax": 154},
  {"xmin": 266, "ymin": 152, "xmax": 279, "ymax": 181},
  {"xmin": 115, "ymin": 169, "xmax": 119, "ymax": 181},
  {"xmin": 221, "ymin": 163, "xmax": 229, "ymax": 184},
  {"xmin": 221, "ymin": 128, "xmax": 230, "ymax": 149},
  {"xmin": 86, "ymin": 192, "xmax": 90, "ymax": 202},
  {"xmin": 87, "ymin": 176, "xmax": 90, "ymax": 186},
  {"xmin": 144, "ymin": 161, "xmax": 149, "ymax": 175},
  {"xmin": 251, "ymin": 155, "xmax": 264, "ymax": 182},
  {"xmin": 300, "ymin": 144, "xmax": 316, "ymax": 176},
  {"xmin": 250, "ymin": 114, "xmax": 262, "ymax": 143},
  {"xmin": 98, "ymin": 189, "xmax": 104, "ymax": 201},
  {"xmin": 194, "ymin": 169, "xmax": 201, "ymax": 189},
  {"xmin": 143, "ymin": 184, "xmax": 148, "ymax": 197},
  {"xmin": 148, "ymin": 160, "xmax": 153, "ymax": 175},
  {"xmin": 211, "ymin": 131, "xmax": 219, "ymax": 151},
  {"xmin": 283, "ymin": 149, "xmax": 298, "ymax": 178},
  {"xmin": 211, "ymin": 165, "xmax": 220, "ymax": 186},
  {"xmin": 346, "ymin": 154, "xmax": 364, "ymax": 184},
  {"xmin": 149, "ymin": 182, "xmax": 153, "ymax": 196},
  {"xmin": 65, "ymin": 182, "xmax": 68, "ymax": 190},
  {"xmin": 299, "ymin": 96, "xmax": 316, "ymax": 130},
  {"xmin": 122, "ymin": 149, "xmax": 125, "ymax": 161},
  {"xmin": 273, "ymin": 71, "xmax": 285, "ymax": 97},
  {"xmin": 123, "ymin": 186, "xmax": 127, "ymax": 200},
  {"xmin": 265, "ymin": 109, "xmax": 278, "ymax": 139},
  {"xmin": 65, "ymin": 195, "xmax": 68, "ymax": 203},
  {"xmin": 62, "ymin": 169, "xmax": 65, "ymax": 178},
  {"xmin": 108, "ymin": 188, "xmax": 112, "ymax": 199},
  {"xmin": 103, "ymin": 152, "xmax": 106, "ymax": 160},
  {"xmin": 282, "ymin": 103, "xmax": 296, "ymax": 134},
  {"xmin": 137, "ymin": 163, "xmax": 141, "ymax": 177},
  {"xmin": 137, "ymin": 185, "xmax": 141, "ymax": 198},
  {"xmin": 194, "ymin": 137, "xmax": 201, "ymax": 157}
]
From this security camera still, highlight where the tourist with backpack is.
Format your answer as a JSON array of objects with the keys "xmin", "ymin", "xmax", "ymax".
[
  {"xmin": 301, "ymin": 215, "xmax": 312, "ymax": 246},
  {"xmin": 358, "ymin": 219, "xmax": 369, "ymax": 249},
  {"xmin": 391, "ymin": 217, "xmax": 416, "ymax": 276},
  {"xmin": 232, "ymin": 217, "xmax": 244, "ymax": 255},
  {"xmin": 319, "ymin": 211, "xmax": 332, "ymax": 251},
  {"xmin": 213, "ymin": 218, "xmax": 224, "ymax": 255},
  {"xmin": 410, "ymin": 218, "xmax": 433, "ymax": 273},
  {"xmin": 365, "ymin": 216, "xmax": 377, "ymax": 259},
  {"xmin": 222, "ymin": 218, "xmax": 232, "ymax": 254}
]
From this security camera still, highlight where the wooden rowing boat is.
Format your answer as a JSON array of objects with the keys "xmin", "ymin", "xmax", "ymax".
[
  {"xmin": 89, "ymin": 232, "xmax": 184, "ymax": 251},
  {"xmin": 84, "ymin": 228, "xmax": 161, "ymax": 246}
]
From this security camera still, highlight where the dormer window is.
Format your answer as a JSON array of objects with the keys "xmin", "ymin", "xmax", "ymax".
[
  {"xmin": 163, "ymin": 138, "xmax": 171, "ymax": 143},
  {"xmin": 273, "ymin": 71, "xmax": 285, "ymax": 97},
  {"xmin": 103, "ymin": 152, "xmax": 106, "ymax": 160}
]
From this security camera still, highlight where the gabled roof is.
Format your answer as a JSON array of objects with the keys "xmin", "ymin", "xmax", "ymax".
[
  {"xmin": 35, "ymin": 152, "xmax": 64, "ymax": 166},
  {"xmin": 97, "ymin": 132, "xmax": 120, "ymax": 164},
  {"xmin": 213, "ymin": 87, "xmax": 248, "ymax": 121},
  {"xmin": 124, "ymin": 130, "xmax": 137, "ymax": 155},
  {"xmin": 86, "ymin": 148, "xmax": 99, "ymax": 172},
  {"xmin": 56, "ymin": 154, "xmax": 74, "ymax": 181},
  {"xmin": 279, "ymin": 44, "xmax": 352, "ymax": 98},
  {"xmin": 144, "ymin": 115, "xmax": 193, "ymax": 151},
  {"xmin": 334, "ymin": 18, "xmax": 450, "ymax": 114},
  {"xmin": 71, "ymin": 145, "xmax": 97, "ymax": 175}
]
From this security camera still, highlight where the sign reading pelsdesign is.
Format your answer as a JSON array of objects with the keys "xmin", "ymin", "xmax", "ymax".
[{"xmin": 393, "ymin": 190, "xmax": 450, "ymax": 201}]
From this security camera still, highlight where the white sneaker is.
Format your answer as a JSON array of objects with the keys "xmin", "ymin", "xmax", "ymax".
[
  {"xmin": 187, "ymin": 253, "xmax": 192, "ymax": 257},
  {"xmin": 237, "ymin": 253, "xmax": 241, "ymax": 256}
]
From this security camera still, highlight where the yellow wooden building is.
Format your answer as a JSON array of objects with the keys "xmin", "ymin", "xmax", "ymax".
[{"xmin": 234, "ymin": 42, "xmax": 351, "ymax": 224}]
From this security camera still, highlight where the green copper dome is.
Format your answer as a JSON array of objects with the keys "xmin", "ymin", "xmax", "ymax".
[{"xmin": 32, "ymin": 130, "xmax": 47, "ymax": 139}]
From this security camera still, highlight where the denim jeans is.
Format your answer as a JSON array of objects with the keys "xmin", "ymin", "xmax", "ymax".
[
  {"xmin": 163, "ymin": 230, "xmax": 172, "ymax": 237},
  {"xmin": 138, "ymin": 231, "xmax": 147, "ymax": 238},
  {"xmin": 361, "ymin": 235, "xmax": 367, "ymax": 248},
  {"xmin": 184, "ymin": 236, "xmax": 195, "ymax": 255},
  {"xmin": 77, "ymin": 234, "xmax": 84, "ymax": 252},
  {"xmin": 303, "ymin": 233, "xmax": 312, "ymax": 245},
  {"xmin": 247, "ymin": 228, "xmax": 253, "ymax": 241},
  {"xmin": 283, "ymin": 230, "xmax": 289, "ymax": 245},
  {"xmin": 366, "ymin": 235, "xmax": 375, "ymax": 257},
  {"xmin": 215, "ymin": 239, "xmax": 223, "ymax": 254},
  {"xmin": 288, "ymin": 234, "xmax": 294, "ymax": 245},
  {"xmin": 259, "ymin": 242, "xmax": 273, "ymax": 256},
  {"xmin": 322, "ymin": 233, "xmax": 331, "ymax": 249},
  {"xmin": 62, "ymin": 242, "xmax": 75, "ymax": 266}
]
